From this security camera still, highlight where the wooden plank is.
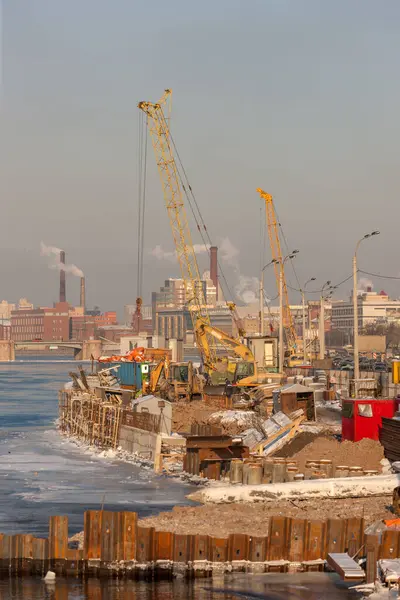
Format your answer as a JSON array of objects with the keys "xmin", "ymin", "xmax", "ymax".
[
  {"xmin": 305, "ymin": 520, "xmax": 326, "ymax": 561},
  {"xmin": 49, "ymin": 516, "xmax": 68, "ymax": 559},
  {"xmin": 228, "ymin": 534, "xmax": 250, "ymax": 562},
  {"xmin": 327, "ymin": 553, "xmax": 365, "ymax": 581},
  {"xmin": 267, "ymin": 517, "xmax": 288, "ymax": 561},
  {"xmin": 288, "ymin": 519, "xmax": 306, "ymax": 563},
  {"xmin": 84, "ymin": 511, "xmax": 102, "ymax": 560},
  {"xmin": 118, "ymin": 511, "xmax": 137, "ymax": 562}
]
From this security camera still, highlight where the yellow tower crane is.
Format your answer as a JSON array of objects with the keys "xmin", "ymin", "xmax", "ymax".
[
  {"xmin": 257, "ymin": 189, "xmax": 298, "ymax": 354},
  {"xmin": 138, "ymin": 90, "xmax": 218, "ymax": 370}
]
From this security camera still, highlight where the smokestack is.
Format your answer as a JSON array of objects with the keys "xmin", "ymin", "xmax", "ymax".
[
  {"xmin": 80, "ymin": 277, "xmax": 86, "ymax": 312},
  {"xmin": 59, "ymin": 251, "xmax": 66, "ymax": 303},
  {"xmin": 210, "ymin": 246, "xmax": 218, "ymax": 300}
]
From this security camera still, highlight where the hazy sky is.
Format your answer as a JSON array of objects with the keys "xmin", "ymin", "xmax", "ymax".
[{"xmin": 2, "ymin": 0, "xmax": 400, "ymax": 316}]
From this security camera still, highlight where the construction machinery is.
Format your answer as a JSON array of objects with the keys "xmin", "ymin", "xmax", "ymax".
[
  {"xmin": 139, "ymin": 90, "xmax": 259, "ymax": 380},
  {"xmin": 145, "ymin": 357, "xmax": 204, "ymax": 401},
  {"xmin": 257, "ymin": 188, "xmax": 298, "ymax": 357}
]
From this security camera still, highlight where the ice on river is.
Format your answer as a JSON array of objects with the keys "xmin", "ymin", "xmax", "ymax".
[{"xmin": 0, "ymin": 358, "xmax": 192, "ymax": 536}]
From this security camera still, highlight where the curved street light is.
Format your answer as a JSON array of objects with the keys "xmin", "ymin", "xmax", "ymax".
[
  {"xmin": 353, "ymin": 231, "xmax": 380, "ymax": 380},
  {"xmin": 302, "ymin": 277, "xmax": 316, "ymax": 364}
]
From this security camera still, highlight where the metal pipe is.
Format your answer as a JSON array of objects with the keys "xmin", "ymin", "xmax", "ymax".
[
  {"xmin": 353, "ymin": 231, "xmax": 380, "ymax": 381},
  {"xmin": 279, "ymin": 268, "xmax": 284, "ymax": 372}
]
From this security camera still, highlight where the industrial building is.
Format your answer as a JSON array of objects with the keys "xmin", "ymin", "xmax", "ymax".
[{"xmin": 331, "ymin": 289, "xmax": 400, "ymax": 333}]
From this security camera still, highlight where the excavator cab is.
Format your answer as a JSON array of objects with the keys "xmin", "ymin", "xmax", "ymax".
[{"xmin": 233, "ymin": 360, "xmax": 255, "ymax": 384}]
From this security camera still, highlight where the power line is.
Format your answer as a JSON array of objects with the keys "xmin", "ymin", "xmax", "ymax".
[{"xmin": 359, "ymin": 269, "xmax": 400, "ymax": 281}]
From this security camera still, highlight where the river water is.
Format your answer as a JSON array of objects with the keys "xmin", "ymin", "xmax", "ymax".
[{"xmin": 0, "ymin": 357, "xmax": 362, "ymax": 599}]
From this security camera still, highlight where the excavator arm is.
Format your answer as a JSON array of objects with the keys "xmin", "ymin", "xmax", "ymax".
[{"xmin": 196, "ymin": 319, "xmax": 255, "ymax": 363}]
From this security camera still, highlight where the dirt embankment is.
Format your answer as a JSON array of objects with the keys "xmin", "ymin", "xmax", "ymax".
[
  {"xmin": 138, "ymin": 496, "xmax": 393, "ymax": 538},
  {"xmin": 172, "ymin": 399, "xmax": 222, "ymax": 434},
  {"xmin": 274, "ymin": 434, "xmax": 385, "ymax": 474}
]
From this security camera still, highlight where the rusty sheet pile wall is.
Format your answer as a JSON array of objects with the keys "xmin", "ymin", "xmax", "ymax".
[{"xmin": 0, "ymin": 512, "xmax": 396, "ymax": 578}]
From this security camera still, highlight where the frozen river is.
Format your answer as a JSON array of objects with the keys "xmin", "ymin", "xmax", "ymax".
[{"xmin": 0, "ymin": 356, "xmax": 191, "ymax": 537}]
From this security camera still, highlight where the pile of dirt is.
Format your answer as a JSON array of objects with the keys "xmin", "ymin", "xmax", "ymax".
[
  {"xmin": 172, "ymin": 399, "xmax": 222, "ymax": 434},
  {"xmin": 275, "ymin": 435, "xmax": 385, "ymax": 474},
  {"xmin": 138, "ymin": 496, "xmax": 393, "ymax": 537}
]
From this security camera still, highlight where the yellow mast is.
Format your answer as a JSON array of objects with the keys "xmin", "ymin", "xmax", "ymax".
[
  {"xmin": 257, "ymin": 188, "xmax": 297, "ymax": 352},
  {"xmin": 138, "ymin": 90, "xmax": 217, "ymax": 369}
]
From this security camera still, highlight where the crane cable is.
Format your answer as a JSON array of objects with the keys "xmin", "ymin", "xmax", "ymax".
[
  {"xmin": 168, "ymin": 129, "xmax": 237, "ymax": 304},
  {"xmin": 136, "ymin": 111, "xmax": 148, "ymax": 300}
]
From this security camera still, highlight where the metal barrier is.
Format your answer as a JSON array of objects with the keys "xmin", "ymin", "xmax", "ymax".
[{"xmin": 0, "ymin": 512, "xmax": 394, "ymax": 578}]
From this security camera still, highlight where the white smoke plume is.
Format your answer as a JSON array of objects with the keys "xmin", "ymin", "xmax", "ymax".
[
  {"xmin": 151, "ymin": 237, "xmax": 259, "ymax": 306},
  {"xmin": 151, "ymin": 245, "xmax": 176, "ymax": 262},
  {"xmin": 219, "ymin": 237, "xmax": 240, "ymax": 265},
  {"xmin": 151, "ymin": 243, "xmax": 209, "ymax": 261},
  {"xmin": 359, "ymin": 277, "xmax": 373, "ymax": 291},
  {"xmin": 235, "ymin": 274, "xmax": 260, "ymax": 304},
  {"xmin": 40, "ymin": 241, "xmax": 84, "ymax": 277}
]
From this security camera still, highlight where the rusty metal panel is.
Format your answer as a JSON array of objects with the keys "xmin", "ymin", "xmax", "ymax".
[
  {"xmin": 118, "ymin": 512, "xmax": 137, "ymax": 561},
  {"xmin": 267, "ymin": 517, "xmax": 289, "ymax": 561},
  {"xmin": 66, "ymin": 549, "xmax": 81, "ymax": 561},
  {"xmin": 326, "ymin": 519, "xmax": 345, "ymax": 555},
  {"xmin": 136, "ymin": 527, "xmax": 154, "ymax": 563},
  {"xmin": 173, "ymin": 534, "xmax": 191, "ymax": 563},
  {"xmin": 154, "ymin": 531, "xmax": 173, "ymax": 561},
  {"xmin": 344, "ymin": 518, "xmax": 364, "ymax": 556},
  {"xmin": 32, "ymin": 538, "xmax": 48, "ymax": 561},
  {"xmin": 100, "ymin": 511, "xmax": 119, "ymax": 563},
  {"xmin": 250, "ymin": 536, "xmax": 267, "ymax": 562},
  {"xmin": 84, "ymin": 510, "xmax": 102, "ymax": 560},
  {"xmin": 288, "ymin": 519, "xmax": 307, "ymax": 563},
  {"xmin": 210, "ymin": 537, "xmax": 228, "ymax": 563},
  {"xmin": 366, "ymin": 544, "xmax": 377, "ymax": 583},
  {"xmin": 21, "ymin": 535, "xmax": 33, "ymax": 559},
  {"xmin": 11, "ymin": 534, "xmax": 23, "ymax": 560},
  {"xmin": 228, "ymin": 534, "xmax": 250, "ymax": 562},
  {"xmin": 49, "ymin": 516, "xmax": 68, "ymax": 559},
  {"xmin": 0, "ymin": 534, "xmax": 11, "ymax": 559},
  {"xmin": 191, "ymin": 534, "xmax": 210, "ymax": 561},
  {"xmin": 305, "ymin": 521, "xmax": 326, "ymax": 561},
  {"xmin": 379, "ymin": 530, "xmax": 400, "ymax": 559}
]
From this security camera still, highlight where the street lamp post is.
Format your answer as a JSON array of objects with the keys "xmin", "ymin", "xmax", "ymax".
[
  {"xmin": 279, "ymin": 251, "xmax": 299, "ymax": 372},
  {"xmin": 259, "ymin": 259, "xmax": 277, "ymax": 336},
  {"xmin": 319, "ymin": 281, "xmax": 331, "ymax": 360},
  {"xmin": 302, "ymin": 277, "xmax": 316, "ymax": 364},
  {"xmin": 353, "ymin": 231, "xmax": 380, "ymax": 380}
]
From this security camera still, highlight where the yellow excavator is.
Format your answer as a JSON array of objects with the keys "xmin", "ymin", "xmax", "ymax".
[{"xmin": 145, "ymin": 357, "xmax": 204, "ymax": 401}]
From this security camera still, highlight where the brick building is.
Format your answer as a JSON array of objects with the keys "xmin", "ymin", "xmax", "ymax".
[{"xmin": 11, "ymin": 302, "xmax": 70, "ymax": 342}]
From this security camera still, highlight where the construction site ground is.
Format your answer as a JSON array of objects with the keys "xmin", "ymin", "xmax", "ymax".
[{"xmin": 138, "ymin": 496, "xmax": 393, "ymax": 538}]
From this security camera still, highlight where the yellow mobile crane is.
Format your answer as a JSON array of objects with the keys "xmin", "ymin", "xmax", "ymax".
[
  {"xmin": 139, "ymin": 90, "xmax": 256, "ymax": 382},
  {"xmin": 257, "ymin": 189, "xmax": 298, "ymax": 356}
]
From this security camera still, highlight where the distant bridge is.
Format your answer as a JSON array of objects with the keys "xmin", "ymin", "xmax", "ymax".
[
  {"xmin": 0, "ymin": 339, "xmax": 117, "ymax": 362},
  {"xmin": 14, "ymin": 341, "xmax": 83, "ymax": 351}
]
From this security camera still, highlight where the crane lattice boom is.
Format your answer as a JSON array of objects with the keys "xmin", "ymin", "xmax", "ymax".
[
  {"xmin": 257, "ymin": 188, "xmax": 297, "ymax": 352},
  {"xmin": 138, "ymin": 90, "xmax": 217, "ymax": 368}
]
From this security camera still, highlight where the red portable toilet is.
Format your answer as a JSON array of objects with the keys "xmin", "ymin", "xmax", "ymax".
[{"xmin": 342, "ymin": 398, "xmax": 397, "ymax": 442}]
